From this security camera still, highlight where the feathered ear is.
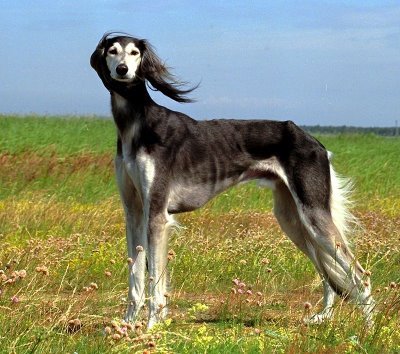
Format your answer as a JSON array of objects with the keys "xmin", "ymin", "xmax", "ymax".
[
  {"xmin": 90, "ymin": 33, "xmax": 115, "ymax": 92},
  {"xmin": 90, "ymin": 46, "xmax": 104, "ymax": 73},
  {"xmin": 139, "ymin": 39, "xmax": 197, "ymax": 103},
  {"xmin": 90, "ymin": 33, "xmax": 108, "ymax": 72}
]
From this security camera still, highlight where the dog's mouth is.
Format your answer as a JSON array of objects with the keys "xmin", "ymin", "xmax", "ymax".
[
  {"xmin": 114, "ymin": 75, "xmax": 134, "ymax": 82},
  {"xmin": 110, "ymin": 72, "xmax": 135, "ymax": 82}
]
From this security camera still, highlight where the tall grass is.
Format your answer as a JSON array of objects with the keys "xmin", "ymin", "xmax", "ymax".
[{"xmin": 1, "ymin": 116, "xmax": 399, "ymax": 353}]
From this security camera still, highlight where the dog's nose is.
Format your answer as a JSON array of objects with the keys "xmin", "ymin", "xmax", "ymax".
[{"xmin": 116, "ymin": 64, "xmax": 129, "ymax": 76}]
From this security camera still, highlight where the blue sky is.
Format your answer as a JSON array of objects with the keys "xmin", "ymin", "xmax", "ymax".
[{"xmin": 0, "ymin": 1, "xmax": 399, "ymax": 126}]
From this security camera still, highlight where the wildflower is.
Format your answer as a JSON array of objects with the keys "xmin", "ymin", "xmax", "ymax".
[
  {"xmin": 104, "ymin": 270, "xmax": 112, "ymax": 277},
  {"xmin": 111, "ymin": 333, "xmax": 121, "ymax": 340},
  {"xmin": 104, "ymin": 326, "xmax": 112, "ymax": 335},
  {"xmin": 390, "ymin": 282, "xmax": 397, "ymax": 289},
  {"xmin": 261, "ymin": 258, "xmax": 269, "ymax": 265},
  {"xmin": 134, "ymin": 321, "xmax": 143, "ymax": 329},
  {"xmin": 256, "ymin": 291, "xmax": 262, "ymax": 297},
  {"xmin": 11, "ymin": 295, "xmax": 19, "ymax": 304},
  {"xmin": 110, "ymin": 259, "xmax": 116, "ymax": 264},
  {"xmin": 17, "ymin": 270, "xmax": 27, "ymax": 279},
  {"xmin": 246, "ymin": 290, "xmax": 253, "ymax": 295},
  {"xmin": 35, "ymin": 266, "xmax": 49, "ymax": 276},
  {"xmin": 231, "ymin": 287, "xmax": 237, "ymax": 295},
  {"xmin": 89, "ymin": 282, "xmax": 98, "ymax": 290},
  {"xmin": 136, "ymin": 245, "xmax": 144, "ymax": 252},
  {"xmin": 115, "ymin": 326, "xmax": 125, "ymax": 335},
  {"xmin": 304, "ymin": 302, "xmax": 312, "ymax": 310},
  {"xmin": 232, "ymin": 278, "xmax": 240, "ymax": 286},
  {"xmin": 254, "ymin": 328, "xmax": 261, "ymax": 335},
  {"xmin": 167, "ymin": 249, "xmax": 176, "ymax": 260},
  {"xmin": 127, "ymin": 257, "xmax": 134, "ymax": 265},
  {"xmin": 67, "ymin": 318, "xmax": 82, "ymax": 333},
  {"xmin": 111, "ymin": 320, "xmax": 119, "ymax": 328},
  {"xmin": 239, "ymin": 259, "xmax": 247, "ymax": 265}
]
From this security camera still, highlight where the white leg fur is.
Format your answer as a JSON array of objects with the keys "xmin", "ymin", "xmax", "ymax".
[
  {"xmin": 124, "ymin": 213, "xmax": 147, "ymax": 321},
  {"xmin": 147, "ymin": 214, "xmax": 170, "ymax": 329},
  {"xmin": 305, "ymin": 281, "xmax": 335, "ymax": 324},
  {"xmin": 116, "ymin": 156, "xmax": 148, "ymax": 321}
]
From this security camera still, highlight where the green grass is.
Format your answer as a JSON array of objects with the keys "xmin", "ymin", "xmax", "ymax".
[
  {"xmin": 1, "ymin": 116, "xmax": 399, "ymax": 353},
  {"xmin": 0, "ymin": 115, "xmax": 115, "ymax": 155}
]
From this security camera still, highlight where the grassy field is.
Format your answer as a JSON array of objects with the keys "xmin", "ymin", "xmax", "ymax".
[{"xmin": 0, "ymin": 115, "xmax": 399, "ymax": 353}]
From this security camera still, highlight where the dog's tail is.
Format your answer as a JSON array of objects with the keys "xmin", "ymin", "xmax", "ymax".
[{"xmin": 328, "ymin": 161, "xmax": 357, "ymax": 247}]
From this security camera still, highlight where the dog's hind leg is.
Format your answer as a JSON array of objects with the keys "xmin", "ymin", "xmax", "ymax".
[
  {"xmin": 116, "ymin": 156, "xmax": 148, "ymax": 322},
  {"xmin": 273, "ymin": 180, "xmax": 336, "ymax": 322},
  {"xmin": 147, "ymin": 211, "xmax": 171, "ymax": 329},
  {"xmin": 279, "ymin": 156, "xmax": 374, "ymax": 324}
]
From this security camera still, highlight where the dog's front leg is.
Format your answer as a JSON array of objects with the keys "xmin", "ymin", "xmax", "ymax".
[
  {"xmin": 147, "ymin": 212, "xmax": 170, "ymax": 329},
  {"xmin": 124, "ymin": 206, "xmax": 148, "ymax": 322},
  {"xmin": 116, "ymin": 156, "xmax": 148, "ymax": 322}
]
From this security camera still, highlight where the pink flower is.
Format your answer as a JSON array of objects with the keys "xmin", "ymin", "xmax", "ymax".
[{"xmin": 304, "ymin": 301, "xmax": 312, "ymax": 310}]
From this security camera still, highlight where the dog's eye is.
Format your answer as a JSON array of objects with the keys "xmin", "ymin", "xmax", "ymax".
[
  {"xmin": 130, "ymin": 50, "xmax": 139, "ymax": 56},
  {"xmin": 108, "ymin": 48, "xmax": 118, "ymax": 55}
]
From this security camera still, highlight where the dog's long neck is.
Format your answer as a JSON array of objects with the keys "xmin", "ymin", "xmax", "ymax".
[
  {"xmin": 111, "ymin": 80, "xmax": 153, "ymax": 128},
  {"xmin": 111, "ymin": 81, "xmax": 160, "ymax": 155}
]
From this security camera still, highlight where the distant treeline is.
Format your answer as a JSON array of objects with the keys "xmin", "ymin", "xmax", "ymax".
[{"xmin": 301, "ymin": 125, "xmax": 399, "ymax": 137}]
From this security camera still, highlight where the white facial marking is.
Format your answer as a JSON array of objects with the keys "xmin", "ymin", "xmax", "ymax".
[{"xmin": 106, "ymin": 41, "xmax": 141, "ymax": 82}]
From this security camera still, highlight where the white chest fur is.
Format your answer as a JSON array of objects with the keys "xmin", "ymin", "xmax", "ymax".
[{"xmin": 122, "ymin": 144, "xmax": 156, "ymax": 200}]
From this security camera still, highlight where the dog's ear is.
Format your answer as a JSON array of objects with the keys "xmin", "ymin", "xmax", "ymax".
[
  {"xmin": 90, "ymin": 34, "xmax": 107, "ymax": 73},
  {"xmin": 90, "ymin": 33, "xmax": 116, "ymax": 92},
  {"xmin": 139, "ymin": 39, "xmax": 197, "ymax": 103},
  {"xmin": 90, "ymin": 46, "xmax": 104, "ymax": 72}
]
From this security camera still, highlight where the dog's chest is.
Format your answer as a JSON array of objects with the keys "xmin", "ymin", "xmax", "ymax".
[{"xmin": 120, "ymin": 126, "xmax": 155, "ymax": 196}]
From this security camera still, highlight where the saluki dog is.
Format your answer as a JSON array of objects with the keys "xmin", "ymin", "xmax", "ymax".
[{"xmin": 90, "ymin": 32, "xmax": 375, "ymax": 328}]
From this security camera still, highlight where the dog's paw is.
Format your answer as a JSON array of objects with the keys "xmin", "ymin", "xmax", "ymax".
[{"xmin": 304, "ymin": 309, "xmax": 334, "ymax": 325}]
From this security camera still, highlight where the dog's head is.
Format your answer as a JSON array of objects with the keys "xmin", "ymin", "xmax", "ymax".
[{"xmin": 90, "ymin": 32, "xmax": 197, "ymax": 102}]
